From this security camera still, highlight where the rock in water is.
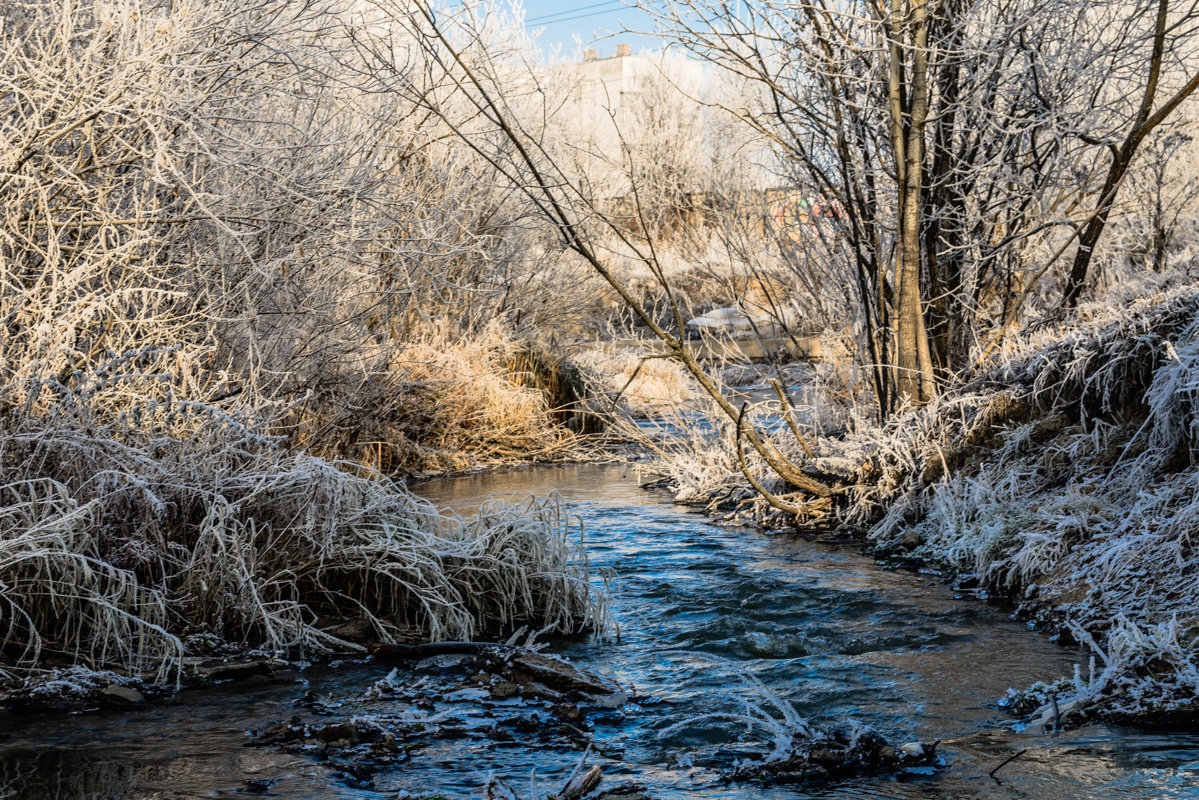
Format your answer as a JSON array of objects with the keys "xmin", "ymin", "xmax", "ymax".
[
  {"xmin": 489, "ymin": 681, "xmax": 520, "ymax": 699},
  {"xmin": 731, "ymin": 726, "xmax": 939, "ymax": 784},
  {"xmin": 502, "ymin": 651, "xmax": 618, "ymax": 696},
  {"xmin": 100, "ymin": 684, "xmax": 145, "ymax": 706}
]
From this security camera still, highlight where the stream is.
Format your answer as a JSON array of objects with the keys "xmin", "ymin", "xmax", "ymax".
[{"xmin": 1, "ymin": 463, "xmax": 1197, "ymax": 799}]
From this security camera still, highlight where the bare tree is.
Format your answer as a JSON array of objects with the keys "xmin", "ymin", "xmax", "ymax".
[
  {"xmin": 301, "ymin": 0, "xmax": 1199, "ymax": 523},
  {"xmin": 1126, "ymin": 127, "xmax": 1199, "ymax": 273},
  {"xmin": 643, "ymin": 0, "xmax": 1199, "ymax": 406},
  {"xmin": 1059, "ymin": 0, "xmax": 1199, "ymax": 307}
]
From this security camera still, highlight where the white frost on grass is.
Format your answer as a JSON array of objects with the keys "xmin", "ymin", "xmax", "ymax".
[
  {"xmin": 656, "ymin": 654, "xmax": 819, "ymax": 766},
  {"xmin": 20, "ymin": 667, "xmax": 142, "ymax": 702},
  {"xmin": 867, "ymin": 286, "xmax": 1199, "ymax": 720},
  {"xmin": 0, "ymin": 409, "xmax": 606, "ymax": 687}
]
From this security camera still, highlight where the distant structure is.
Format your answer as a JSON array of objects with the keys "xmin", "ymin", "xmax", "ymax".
[
  {"xmin": 571, "ymin": 44, "xmax": 705, "ymax": 128},
  {"xmin": 555, "ymin": 45, "xmax": 710, "ymax": 205},
  {"xmin": 684, "ymin": 306, "xmax": 782, "ymax": 339},
  {"xmin": 556, "ymin": 47, "xmax": 825, "ymax": 240}
]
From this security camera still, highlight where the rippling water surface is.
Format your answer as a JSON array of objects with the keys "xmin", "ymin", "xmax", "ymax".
[{"xmin": 1, "ymin": 463, "xmax": 1196, "ymax": 799}]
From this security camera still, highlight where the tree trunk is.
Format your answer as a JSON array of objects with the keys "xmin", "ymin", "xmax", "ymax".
[
  {"xmin": 892, "ymin": 0, "xmax": 935, "ymax": 403},
  {"xmin": 1062, "ymin": 162, "xmax": 1125, "ymax": 308}
]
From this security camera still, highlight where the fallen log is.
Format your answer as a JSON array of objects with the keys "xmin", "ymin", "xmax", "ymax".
[
  {"xmin": 368, "ymin": 641, "xmax": 513, "ymax": 659},
  {"xmin": 368, "ymin": 642, "xmax": 619, "ymax": 696},
  {"xmin": 557, "ymin": 765, "xmax": 602, "ymax": 800}
]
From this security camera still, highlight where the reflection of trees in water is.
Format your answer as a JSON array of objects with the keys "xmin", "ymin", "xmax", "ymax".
[
  {"xmin": 0, "ymin": 752, "xmax": 136, "ymax": 800},
  {"xmin": 0, "ymin": 745, "xmax": 314, "ymax": 800}
]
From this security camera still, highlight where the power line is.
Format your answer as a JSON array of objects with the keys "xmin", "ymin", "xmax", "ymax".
[
  {"xmin": 529, "ymin": 7, "xmax": 625, "ymax": 26},
  {"xmin": 526, "ymin": 1, "xmax": 625, "ymax": 25},
  {"xmin": 526, "ymin": 0, "xmax": 623, "ymax": 23}
]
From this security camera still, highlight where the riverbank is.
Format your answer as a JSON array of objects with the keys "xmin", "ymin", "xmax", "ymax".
[{"xmin": 650, "ymin": 280, "xmax": 1199, "ymax": 727}]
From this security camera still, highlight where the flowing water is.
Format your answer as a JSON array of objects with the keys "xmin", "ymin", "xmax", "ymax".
[{"xmin": 1, "ymin": 463, "xmax": 1197, "ymax": 799}]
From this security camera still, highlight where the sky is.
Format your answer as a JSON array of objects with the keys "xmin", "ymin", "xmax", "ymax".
[{"xmin": 519, "ymin": 1, "xmax": 664, "ymax": 59}]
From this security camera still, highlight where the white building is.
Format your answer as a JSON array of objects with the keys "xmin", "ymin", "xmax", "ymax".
[
  {"xmin": 572, "ymin": 44, "xmax": 706, "ymax": 126},
  {"xmin": 550, "ymin": 46, "xmax": 773, "ymax": 200},
  {"xmin": 551, "ymin": 46, "xmax": 712, "ymax": 198}
]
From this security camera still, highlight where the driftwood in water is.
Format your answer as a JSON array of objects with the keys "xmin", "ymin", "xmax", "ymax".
[
  {"xmin": 368, "ymin": 641, "xmax": 619, "ymax": 696},
  {"xmin": 559, "ymin": 765, "xmax": 603, "ymax": 799},
  {"xmin": 487, "ymin": 763, "xmax": 605, "ymax": 800},
  {"xmin": 368, "ymin": 641, "xmax": 512, "ymax": 659},
  {"xmin": 989, "ymin": 748, "xmax": 1028, "ymax": 778}
]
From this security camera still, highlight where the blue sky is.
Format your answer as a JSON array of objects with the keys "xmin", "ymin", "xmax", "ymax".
[{"xmin": 519, "ymin": 1, "xmax": 664, "ymax": 58}]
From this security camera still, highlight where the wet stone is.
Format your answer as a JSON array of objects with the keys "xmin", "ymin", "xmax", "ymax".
[
  {"xmin": 551, "ymin": 703, "xmax": 584, "ymax": 722},
  {"xmin": 100, "ymin": 684, "xmax": 144, "ymax": 706},
  {"xmin": 415, "ymin": 654, "xmax": 474, "ymax": 671},
  {"xmin": 594, "ymin": 782, "xmax": 652, "ymax": 800},
  {"xmin": 489, "ymin": 681, "xmax": 519, "ymax": 699},
  {"xmin": 514, "ymin": 679, "xmax": 562, "ymax": 701},
  {"xmin": 728, "ymin": 724, "xmax": 941, "ymax": 785},
  {"xmin": 509, "ymin": 715, "xmax": 541, "ymax": 734},
  {"xmin": 240, "ymin": 778, "xmax": 277, "ymax": 794},
  {"xmin": 256, "ymin": 716, "xmax": 308, "ymax": 744}
]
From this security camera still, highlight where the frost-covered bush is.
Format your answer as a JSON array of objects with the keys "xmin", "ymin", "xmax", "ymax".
[
  {"xmin": 0, "ymin": 396, "xmax": 603, "ymax": 684},
  {"xmin": 862, "ymin": 285, "xmax": 1199, "ymax": 718},
  {"xmin": 0, "ymin": 0, "xmax": 589, "ymax": 476},
  {"xmin": 0, "ymin": 0, "xmax": 604, "ymax": 689}
]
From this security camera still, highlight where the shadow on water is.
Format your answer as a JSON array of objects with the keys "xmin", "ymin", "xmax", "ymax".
[{"xmin": 1, "ymin": 463, "xmax": 1197, "ymax": 799}]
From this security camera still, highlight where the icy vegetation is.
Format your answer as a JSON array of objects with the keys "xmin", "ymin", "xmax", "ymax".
[
  {"xmin": 0, "ymin": 394, "xmax": 602, "ymax": 687},
  {"xmin": 656, "ymin": 656, "xmax": 939, "ymax": 784},
  {"xmin": 0, "ymin": 0, "xmax": 618, "ymax": 695},
  {"xmin": 864, "ymin": 283, "xmax": 1199, "ymax": 721},
  {"xmin": 2, "ymin": 0, "xmax": 1197, "ymax": 767}
]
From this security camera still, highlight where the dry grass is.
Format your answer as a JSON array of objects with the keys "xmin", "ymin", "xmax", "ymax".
[
  {"xmin": 572, "ymin": 346, "xmax": 698, "ymax": 416},
  {"xmin": 0, "ymin": 0, "xmax": 608, "ymax": 689},
  {"xmin": 290, "ymin": 326, "xmax": 591, "ymax": 475}
]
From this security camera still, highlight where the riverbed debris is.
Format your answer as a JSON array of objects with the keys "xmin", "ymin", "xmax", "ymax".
[
  {"xmin": 252, "ymin": 647, "xmax": 630, "ymax": 791},
  {"xmin": 484, "ymin": 748, "xmax": 653, "ymax": 800},
  {"xmin": 988, "ymin": 748, "xmax": 1029, "ymax": 779},
  {"xmin": 486, "ymin": 764, "xmax": 604, "ymax": 800},
  {"xmin": 728, "ymin": 727, "xmax": 940, "ymax": 785},
  {"xmin": 656, "ymin": 654, "xmax": 941, "ymax": 785},
  {"xmin": 0, "ymin": 667, "xmax": 161, "ymax": 712},
  {"xmin": 369, "ymin": 641, "xmax": 622, "ymax": 698}
]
